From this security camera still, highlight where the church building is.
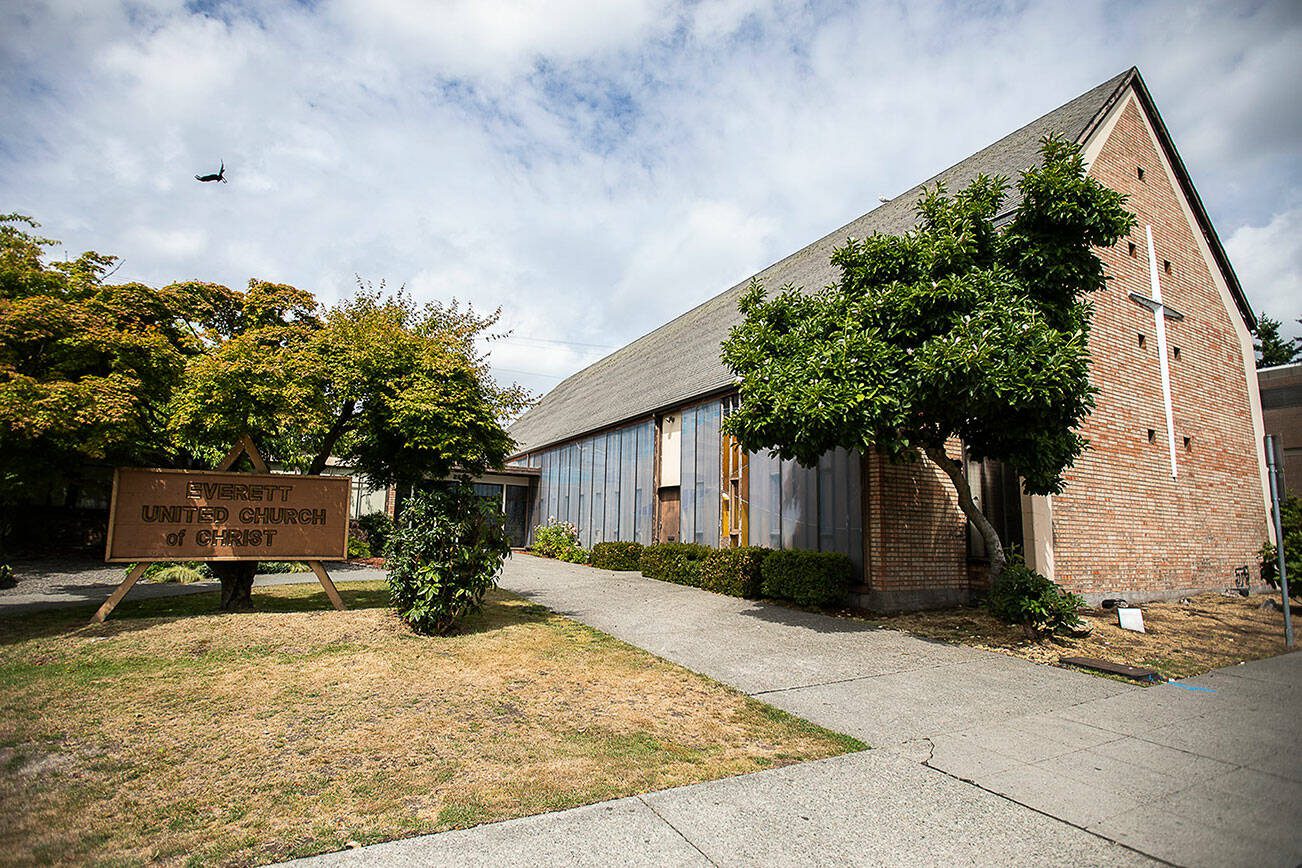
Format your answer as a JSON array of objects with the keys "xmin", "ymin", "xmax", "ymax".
[{"xmin": 505, "ymin": 68, "xmax": 1272, "ymax": 610}]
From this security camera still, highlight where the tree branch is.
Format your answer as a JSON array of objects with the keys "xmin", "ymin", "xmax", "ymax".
[{"xmin": 308, "ymin": 399, "xmax": 357, "ymax": 476}]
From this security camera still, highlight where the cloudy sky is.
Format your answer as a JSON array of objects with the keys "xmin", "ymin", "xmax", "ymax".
[{"xmin": 2, "ymin": 0, "xmax": 1299, "ymax": 398}]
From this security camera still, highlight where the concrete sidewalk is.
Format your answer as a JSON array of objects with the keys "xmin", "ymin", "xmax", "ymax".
[
  {"xmin": 290, "ymin": 750, "xmax": 1147, "ymax": 867},
  {"xmin": 290, "ymin": 555, "xmax": 1301, "ymax": 867}
]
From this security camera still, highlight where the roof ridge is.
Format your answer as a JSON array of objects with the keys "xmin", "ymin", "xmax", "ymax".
[{"xmin": 508, "ymin": 69, "xmax": 1148, "ymax": 456}]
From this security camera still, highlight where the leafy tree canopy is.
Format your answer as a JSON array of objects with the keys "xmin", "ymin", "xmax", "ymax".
[
  {"xmin": 720, "ymin": 138, "xmax": 1136, "ymax": 578},
  {"xmin": 2, "ymin": 213, "xmax": 530, "ymax": 515},
  {"xmin": 0, "ymin": 214, "xmax": 214, "ymax": 502},
  {"xmin": 1254, "ymin": 314, "xmax": 1301, "ymax": 369},
  {"xmin": 169, "ymin": 282, "xmax": 530, "ymax": 485}
]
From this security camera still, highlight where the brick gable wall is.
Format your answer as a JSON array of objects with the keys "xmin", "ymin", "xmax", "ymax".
[
  {"xmin": 855, "ymin": 89, "xmax": 1270, "ymax": 610},
  {"xmin": 1050, "ymin": 94, "xmax": 1269, "ymax": 598}
]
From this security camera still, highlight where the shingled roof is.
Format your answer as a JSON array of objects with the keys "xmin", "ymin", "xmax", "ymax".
[{"xmin": 507, "ymin": 68, "xmax": 1244, "ymax": 456}]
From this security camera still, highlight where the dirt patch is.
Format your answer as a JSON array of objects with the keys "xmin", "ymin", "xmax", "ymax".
[
  {"xmin": 862, "ymin": 592, "xmax": 1297, "ymax": 680},
  {"xmin": 0, "ymin": 582, "xmax": 859, "ymax": 866}
]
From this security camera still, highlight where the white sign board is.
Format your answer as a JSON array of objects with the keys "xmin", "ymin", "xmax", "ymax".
[{"xmin": 1117, "ymin": 607, "xmax": 1146, "ymax": 633}]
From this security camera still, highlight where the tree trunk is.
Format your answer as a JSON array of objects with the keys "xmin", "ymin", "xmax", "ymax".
[
  {"xmin": 212, "ymin": 561, "xmax": 257, "ymax": 611},
  {"xmin": 307, "ymin": 400, "xmax": 356, "ymax": 476},
  {"xmin": 922, "ymin": 445, "xmax": 1007, "ymax": 583}
]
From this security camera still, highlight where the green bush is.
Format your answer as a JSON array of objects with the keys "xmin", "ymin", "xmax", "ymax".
[
  {"xmin": 700, "ymin": 546, "xmax": 771, "ymax": 597},
  {"xmin": 257, "ymin": 561, "xmax": 311, "ymax": 574},
  {"xmin": 986, "ymin": 558, "xmax": 1085, "ymax": 637},
  {"xmin": 1261, "ymin": 494, "xmax": 1302, "ymax": 597},
  {"xmin": 347, "ymin": 536, "xmax": 372, "ymax": 559},
  {"xmin": 557, "ymin": 545, "xmax": 590, "ymax": 564},
  {"xmin": 131, "ymin": 562, "xmax": 214, "ymax": 583},
  {"xmin": 145, "ymin": 564, "xmax": 207, "ymax": 584},
  {"xmin": 639, "ymin": 542, "xmax": 712, "ymax": 586},
  {"xmin": 387, "ymin": 485, "xmax": 511, "ymax": 635},
  {"xmin": 760, "ymin": 550, "xmax": 853, "ymax": 607},
  {"xmin": 532, "ymin": 518, "xmax": 588, "ymax": 563},
  {"xmin": 357, "ymin": 511, "xmax": 395, "ymax": 556},
  {"xmin": 0, "ymin": 563, "xmax": 13, "ymax": 590},
  {"xmin": 590, "ymin": 541, "xmax": 644, "ymax": 571}
]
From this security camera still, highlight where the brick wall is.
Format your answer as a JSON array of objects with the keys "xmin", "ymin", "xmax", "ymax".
[
  {"xmin": 1050, "ymin": 94, "xmax": 1269, "ymax": 600},
  {"xmin": 857, "ymin": 441, "xmax": 969, "ymax": 611},
  {"xmin": 854, "ymin": 90, "xmax": 1269, "ymax": 610}
]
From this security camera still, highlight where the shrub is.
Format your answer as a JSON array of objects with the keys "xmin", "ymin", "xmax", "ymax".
[
  {"xmin": 700, "ymin": 547, "xmax": 771, "ymax": 597},
  {"xmin": 639, "ymin": 542, "xmax": 712, "ymax": 586},
  {"xmin": 347, "ymin": 536, "xmax": 372, "ymax": 559},
  {"xmin": 387, "ymin": 485, "xmax": 511, "ymax": 635},
  {"xmin": 590, "ymin": 541, "xmax": 644, "ymax": 571},
  {"xmin": 358, "ymin": 511, "xmax": 396, "ymax": 556},
  {"xmin": 257, "ymin": 561, "xmax": 311, "ymax": 574},
  {"xmin": 760, "ymin": 550, "xmax": 853, "ymax": 607},
  {"xmin": 532, "ymin": 518, "xmax": 587, "ymax": 562},
  {"xmin": 146, "ymin": 564, "xmax": 207, "ymax": 584},
  {"xmin": 986, "ymin": 558, "xmax": 1085, "ymax": 638},
  {"xmin": 0, "ymin": 563, "xmax": 13, "ymax": 590},
  {"xmin": 132, "ymin": 562, "xmax": 214, "ymax": 583},
  {"xmin": 1261, "ymin": 494, "xmax": 1302, "ymax": 598},
  {"xmin": 557, "ymin": 545, "xmax": 590, "ymax": 564}
]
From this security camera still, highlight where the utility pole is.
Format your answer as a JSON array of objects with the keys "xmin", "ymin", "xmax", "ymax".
[{"xmin": 1265, "ymin": 434, "xmax": 1292, "ymax": 648}]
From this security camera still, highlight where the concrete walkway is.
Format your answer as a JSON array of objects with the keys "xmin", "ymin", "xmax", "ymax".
[
  {"xmin": 9, "ymin": 556, "xmax": 1296, "ymax": 865},
  {"xmin": 290, "ymin": 555, "xmax": 1301, "ymax": 867}
]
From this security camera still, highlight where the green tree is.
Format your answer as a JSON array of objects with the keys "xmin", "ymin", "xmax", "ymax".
[
  {"xmin": 169, "ymin": 282, "xmax": 530, "ymax": 608},
  {"xmin": 720, "ymin": 138, "xmax": 1136, "ymax": 580},
  {"xmin": 0, "ymin": 214, "xmax": 214, "ymax": 554},
  {"xmin": 1254, "ymin": 314, "xmax": 1301, "ymax": 368},
  {"xmin": 170, "ymin": 282, "xmax": 529, "ymax": 484}
]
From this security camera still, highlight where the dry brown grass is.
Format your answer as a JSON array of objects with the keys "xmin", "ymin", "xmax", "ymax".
[
  {"xmin": 867, "ymin": 592, "xmax": 1297, "ymax": 680},
  {"xmin": 0, "ymin": 583, "xmax": 860, "ymax": 866}
]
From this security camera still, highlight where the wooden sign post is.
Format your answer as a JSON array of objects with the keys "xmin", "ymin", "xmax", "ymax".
[{"xmin": 94, "ymin": 435, "xmax": 350, "ymax": 622}]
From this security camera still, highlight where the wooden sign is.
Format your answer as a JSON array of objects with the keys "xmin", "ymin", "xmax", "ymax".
[
  {"xmin": 92, "ymin": 435, "xmax": 349, "ymax": 623},
  {"xmin": 106, "ymin": 468, "xmax": 350, "ymax": 562}
]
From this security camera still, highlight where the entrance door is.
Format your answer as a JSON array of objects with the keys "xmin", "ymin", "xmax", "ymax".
[
  {"xmin": 658, "ymin": 488, "xmax": 680, "ymax": 543},
  {"xmin": 504, "ymin": 484, "xmax": 530, "ymax": 547}
]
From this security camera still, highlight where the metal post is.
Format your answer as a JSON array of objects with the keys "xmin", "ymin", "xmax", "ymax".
[{"xmin": 1265, "ymin": 434, "xmax": 1293, "ymax": 648}]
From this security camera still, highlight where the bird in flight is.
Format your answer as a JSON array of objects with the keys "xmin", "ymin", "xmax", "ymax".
[{"xmin": 195, "ymin": 160, "xmax": 227, "ymax": 183}]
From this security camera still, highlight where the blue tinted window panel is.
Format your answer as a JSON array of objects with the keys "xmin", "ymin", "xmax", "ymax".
[
  {"xmin": 620, "ymin": 426, "xmax": 637, "ymax": 541},
  {"xmin": 604, "ymin": 430, "xmax": 621, "ymax": 540},
  {"xmin": 697, "ymin": 401, "xmax": 721, "ymax": 546},
  {"xmin": 781, "ymin": 458, "xmax": 818, "ymax": 550},
  {"xmin": 680, "ymin": 405, "xmax": 697, "ymax": 544},
  {"xmin": 591, "ymin": 433, "xmax": 607, "ymax": 544},
  {"xmin": 636, "ymin": 421, "xmax": 654, "ymax": 544}
]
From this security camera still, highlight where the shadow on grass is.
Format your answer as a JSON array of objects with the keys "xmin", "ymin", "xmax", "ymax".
[
  {"xmin": 0, "ymin": 584, "xmax": 552, "ymax": 646},
  {"xmin": 0, "ymin": 584, "xmax": 394, "ymax": 646}
]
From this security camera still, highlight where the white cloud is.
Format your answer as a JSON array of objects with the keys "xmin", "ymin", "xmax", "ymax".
[
  {"xmin": 1, "ymin": 0, "xmax": 1299, "ymax": 398},
  {"xmin": 1226, "ymin": 207, "xmax": 1302, "ymax": 340}
]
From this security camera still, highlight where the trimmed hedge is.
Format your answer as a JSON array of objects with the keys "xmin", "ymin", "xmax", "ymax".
[
  {"xmin": 760, "ymin": 550, "xmax": 854, "ymax": 607},
  {"xmin": 700, "ymin": 547, "xmax": 770, "ymax": 597},
  {"xmin": 590, "ymin": 541, "xmax": 644, "ymax": 571},
  {"xmin": 638, "ymin": 542, "xmax": 712, "ymax": 586}
]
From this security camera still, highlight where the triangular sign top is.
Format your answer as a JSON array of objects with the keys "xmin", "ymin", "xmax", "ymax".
[{"xmin": 214, "ymin": 433, "xmax": 270, "ymax": 474}]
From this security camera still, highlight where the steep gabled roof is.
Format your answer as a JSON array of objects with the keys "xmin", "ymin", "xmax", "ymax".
[{"xmin": 508, "ymin": 68, "xmax": 1246, "ymax": 456}]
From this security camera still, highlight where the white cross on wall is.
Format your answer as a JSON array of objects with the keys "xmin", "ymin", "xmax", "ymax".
[{"xmin": 1128, "ymin": 224, "xmax": 1185, "ymax": 479}]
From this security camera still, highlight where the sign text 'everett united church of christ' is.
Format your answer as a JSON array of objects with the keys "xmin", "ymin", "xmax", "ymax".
[{"xmin": 106, "ymin": 468, "xmax": 350, "ymax": 562}]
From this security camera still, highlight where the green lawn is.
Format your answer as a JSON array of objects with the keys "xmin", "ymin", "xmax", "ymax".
[{"xmin": 0, "ymin": 582, "xmax": 863, "ymax": 866}]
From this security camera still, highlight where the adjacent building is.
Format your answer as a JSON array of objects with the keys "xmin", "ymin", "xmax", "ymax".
[
  {"xmin": 506, "ymin": 68, "xmax": 1273, "ymax": 610},
  {"xmin": 1259, "ymin": 362, "xmax": 1302, "ymax": 494}
]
